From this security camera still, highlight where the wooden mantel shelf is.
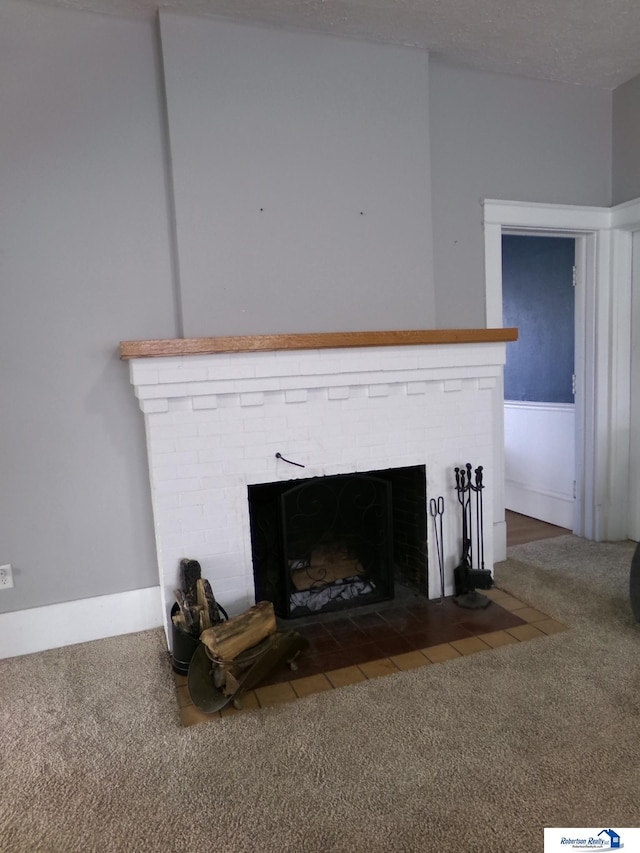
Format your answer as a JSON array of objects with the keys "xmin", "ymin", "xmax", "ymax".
[{"xmin": 120, "ymin": 328, "xmax": 517, "ymax": 359}]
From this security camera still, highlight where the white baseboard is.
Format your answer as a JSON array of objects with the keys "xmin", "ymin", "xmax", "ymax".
[
  {"xmin": 0, "ymin": 586, "xmax": 163, "ymax": 660},
  {"xmin": 506, "ymin": 480, "xmax": 574, "ymax": 530}
]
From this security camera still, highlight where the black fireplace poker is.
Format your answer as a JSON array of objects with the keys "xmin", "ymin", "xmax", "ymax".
[{"xmin": 453, "ymin": 463, "xmax": 493, "ymax": 610}]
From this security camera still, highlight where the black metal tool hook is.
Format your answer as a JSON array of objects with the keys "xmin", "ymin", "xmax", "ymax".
[{"xmin": 275, "ymin": 452, "xmax": 305, "ymax": 468}]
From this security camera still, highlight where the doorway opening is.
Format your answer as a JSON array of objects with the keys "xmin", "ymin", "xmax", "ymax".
[{"xmin": 501, "ymin": 234, "xmax": 577, "ymax": 531}]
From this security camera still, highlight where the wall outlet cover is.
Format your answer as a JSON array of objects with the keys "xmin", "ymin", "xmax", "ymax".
[{"xmin": 0, "ymin": 564, "xmax": 14, "ymax": 590}]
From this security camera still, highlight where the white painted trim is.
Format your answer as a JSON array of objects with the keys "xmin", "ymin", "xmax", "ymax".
[
  {"xmin": 504, "ymin": 399, "xmax": 575, "ymax": 530},
  {"xmin": 483, "ymin": 199, "xmax": 610, "ymax": 230},
  {"xmin": 491, "ymin": 374, "xmax": 507, "ymax": 562},
  {"xmin": 504, "ymin": 400, "xmax": 575, "ymax": 414},
  {"xmin": 610, "ymin": 198, "xmax": 640, "ymax": 536},
  {"xmin": 590, "ymin": 227, "xmax": 614, "ymax": 541},
  {"xmin": 505, "ymin": 480, "xmax": 574, "ymax": 530},
  {"xmin": 630, "ymin": 232, "xmax": 640, "ymax": 542},
  {"xmin": 611, "ymin": 197, "xmax": 640, "ymax": 231},
  {"xmin": 605, "ymin": 203, "xmax": 640, "ymax": 540},
  {"xmin": 606, "ymin": 228, "xmax": 633, "ymax": 540},
  {"xmin": 573, "ymin": 235, "xmax": 588, "ymax": 535},
  {"xmin": 505, "ymin": 479, "xmax": 574, "ymax": 504},
  {"xmin": 0, "ymin": 586, "xmax": 163, "ymax": 660},
  {"xmin": 484, "ymin": 232, "xmax": 507, "ymax": 561}
]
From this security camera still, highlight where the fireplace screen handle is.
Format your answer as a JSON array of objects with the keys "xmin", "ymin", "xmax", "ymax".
[{"xmin": 275, "ymin": 452, "xmax": 305, "ymax": 468}]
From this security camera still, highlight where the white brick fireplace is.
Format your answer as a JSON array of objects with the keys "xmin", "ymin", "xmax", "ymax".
[{"xmin": 125, "ymin": 332, "xmax": 511, "ymax": 644}]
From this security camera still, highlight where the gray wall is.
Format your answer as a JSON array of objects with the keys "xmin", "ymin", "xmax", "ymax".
[
  {"xmin": 429, "ymin": 62, "xmax": 612, "ymax": 327},
  {"xmin": 613, "ymin": 74, "xmax": 640, "ymax": 205},
  {"xmin": 159, "ymin": 13, "xmax": 435, "ymax": 336},
  {"xmin": 0, "ymin": 2, "xmax": 620, "ymax": 617},
  {"xmin": 0, "ymin": 1, "xmax": 176, "ymax": 613}
]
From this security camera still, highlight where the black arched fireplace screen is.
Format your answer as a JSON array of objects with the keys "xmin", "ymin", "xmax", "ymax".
[{"xmin": 249, "ymin": 466, "xmax": 427, "ymax": 618}]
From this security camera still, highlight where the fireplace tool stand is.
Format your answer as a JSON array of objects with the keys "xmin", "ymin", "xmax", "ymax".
[{"xmin": 454, "ymin": 463, "xmax": 493, "ymax": 609}]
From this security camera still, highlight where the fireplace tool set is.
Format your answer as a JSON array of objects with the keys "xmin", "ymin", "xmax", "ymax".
[
  {"xmin": 428, "ymin": 463, "xmax": 493, "ymax": 608},
  {"xmin": 171, "ymin": 558, "xmax": 308, "ymax": 713},
  {"xmin": 453, "ymin": 463, "xmax": 493, "ymax": 609}
]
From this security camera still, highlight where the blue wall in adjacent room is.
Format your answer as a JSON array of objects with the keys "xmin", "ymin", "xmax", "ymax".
[{"xmin": 502, "ymin": 235, "xmax": 575, "ymax": 403}]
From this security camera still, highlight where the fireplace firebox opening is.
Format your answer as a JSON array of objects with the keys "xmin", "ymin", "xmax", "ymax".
[{"xmin": 248, "ymin": 465, "xmax": 427, "ymax": 619}]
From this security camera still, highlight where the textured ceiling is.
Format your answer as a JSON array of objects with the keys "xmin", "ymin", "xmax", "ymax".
[{"xmin": 33, "ymin": 0, "xmax": 640, "ymax": 89}]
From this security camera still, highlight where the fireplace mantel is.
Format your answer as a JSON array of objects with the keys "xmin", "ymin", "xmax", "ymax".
[{"xmin": 120, "ymin": 328, "xmax": 517, "ymax": 359}]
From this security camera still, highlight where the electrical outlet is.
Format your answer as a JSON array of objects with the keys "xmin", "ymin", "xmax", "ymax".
[{"xmin": 0, "ymin": 564, "xmax": 14, "ymax": 590}]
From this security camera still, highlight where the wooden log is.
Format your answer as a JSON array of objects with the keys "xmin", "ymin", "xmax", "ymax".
[
  {"xmin": 199, "ymin": 601, "xmax": 277, "ymax": 662},
  {"xmin": 290, "ymin": 548, "xmax": 363, "ymax": 591},
  {"xmin": 173, "ymin": 589, "xmax": 198, "ymax": 634}
]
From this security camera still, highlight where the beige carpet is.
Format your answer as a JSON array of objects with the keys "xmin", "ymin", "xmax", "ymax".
[{"xmin": 1, "ymin": 536, "xmax": 638, "ymax": 853}]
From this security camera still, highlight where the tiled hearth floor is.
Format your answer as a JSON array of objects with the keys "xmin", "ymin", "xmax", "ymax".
[{"xmin": 174, "ymin": 586, "xmax": 567, "ymax": 727}]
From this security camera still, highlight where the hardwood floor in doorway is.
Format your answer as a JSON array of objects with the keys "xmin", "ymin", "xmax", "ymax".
[{"xmin": 506, "ymin": 510, "xmax": 570, "ymax": 547}]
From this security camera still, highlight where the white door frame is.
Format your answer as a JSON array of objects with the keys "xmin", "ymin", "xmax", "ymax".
[
  {"xmin": 611, "ymin": 198, "xmax": 640, "ymax": 542},
  {"xmin": 484, "ymin": 198, "xmax": 636, "ymax": 559},
  {"xmin": 630, "ymin": 232, "xmax": 640, "ymax": 542}
]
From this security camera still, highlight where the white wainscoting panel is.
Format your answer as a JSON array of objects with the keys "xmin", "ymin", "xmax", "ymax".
[{"xmin": 504, "ymin": 401, "xmax": 575, "ymax": 529}]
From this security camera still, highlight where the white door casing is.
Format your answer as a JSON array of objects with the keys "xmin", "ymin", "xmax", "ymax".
[
  {"xmin": 484, "ymin": 198, "xmax": 637, "ymax": 549},
  {"xmin": 630, "ymin": 232, "xmax": 640, "ymax": 542}
]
